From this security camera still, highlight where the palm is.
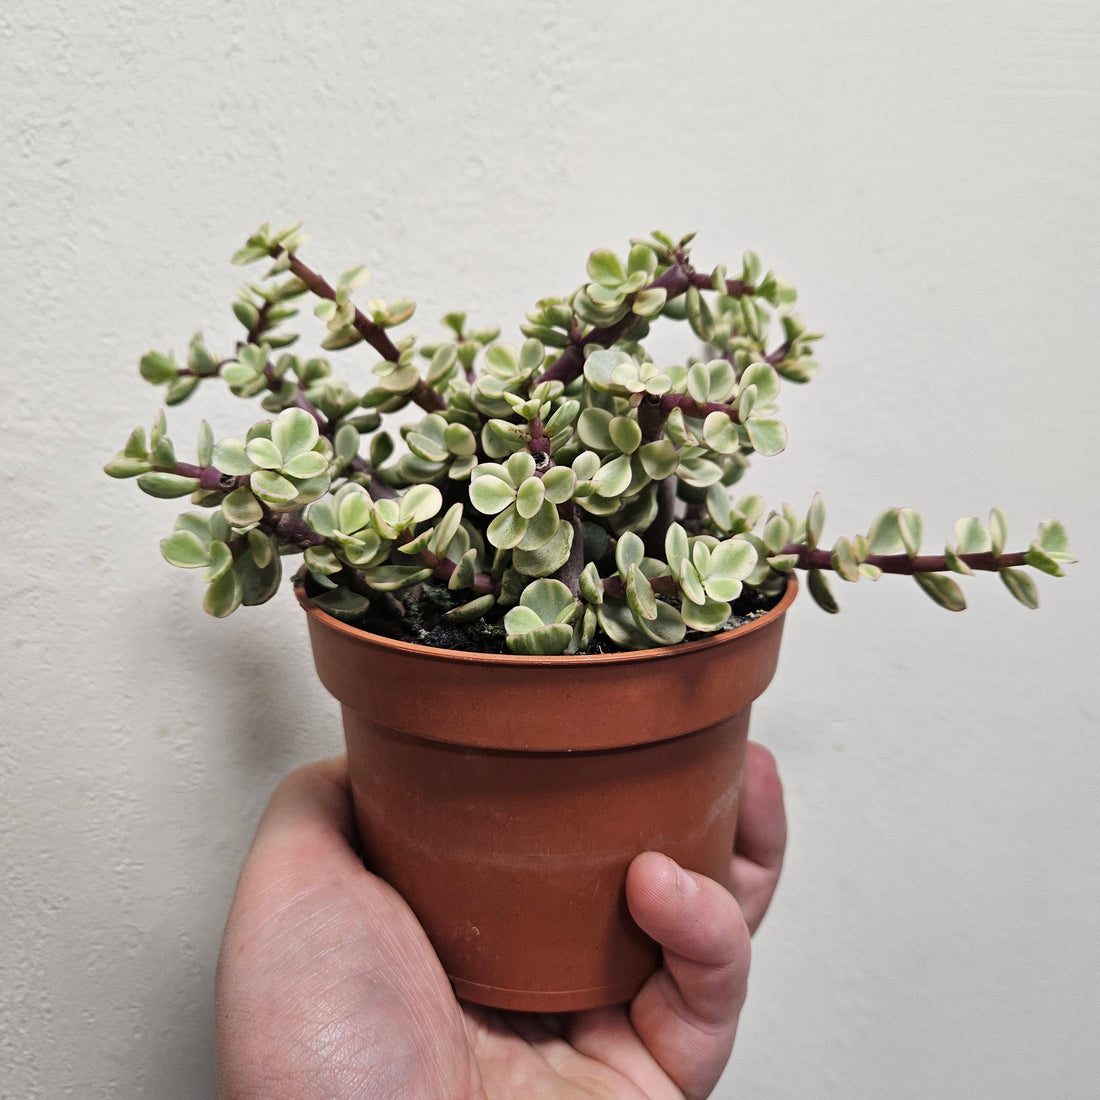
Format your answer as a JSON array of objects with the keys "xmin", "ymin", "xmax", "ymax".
[{"xmin": 216, "ymin": 747, "xmax": 785, "ymax": 1099}]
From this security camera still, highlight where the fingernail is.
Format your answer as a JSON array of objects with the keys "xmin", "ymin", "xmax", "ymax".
[{"xmin": 674, "ymin": 860, "xmax": 700, "ymax": 897}]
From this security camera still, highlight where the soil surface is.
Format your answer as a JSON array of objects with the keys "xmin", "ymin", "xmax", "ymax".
[{"xmin": 336, "ymin": 580, "xmax": 784, "ymax": 655}]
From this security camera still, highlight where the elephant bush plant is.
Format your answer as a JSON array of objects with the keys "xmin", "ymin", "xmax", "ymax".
[{"xmin": 106, "ymin": 223, "xmax": 1073, "ymax": 653}]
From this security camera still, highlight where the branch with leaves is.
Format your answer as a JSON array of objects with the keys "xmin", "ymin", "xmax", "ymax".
[{"xmin": 106, "ymin": 222, "xmax": 1073, "ymax": 651}]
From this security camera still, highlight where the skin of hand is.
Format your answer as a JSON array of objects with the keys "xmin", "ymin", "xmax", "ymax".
[{"xmin": 215, "ymin": 743, "xmax": 786, "ymax": 1100}]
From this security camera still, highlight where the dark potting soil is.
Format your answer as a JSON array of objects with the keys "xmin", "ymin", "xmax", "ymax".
[{"xmin": 338, "ymin": 581, "xmax": 784, "ymax": 656}]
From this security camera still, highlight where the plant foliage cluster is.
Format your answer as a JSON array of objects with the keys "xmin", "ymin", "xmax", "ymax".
[{"xmin": 107, "ymin": 223, "xmax": 1073, "ymax": 653}]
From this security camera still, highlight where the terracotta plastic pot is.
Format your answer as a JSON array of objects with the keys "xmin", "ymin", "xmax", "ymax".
[{"xmin": 295, "ymin": 576, "xmax": 797, "ymax": 1013}]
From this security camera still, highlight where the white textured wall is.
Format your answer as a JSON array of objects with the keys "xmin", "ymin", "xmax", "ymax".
[{"xmin": 4, "ymin": 2, "xmax": 1098, "ymax": 1096}]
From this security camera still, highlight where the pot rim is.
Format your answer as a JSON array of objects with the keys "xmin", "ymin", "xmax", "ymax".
[{"xmin": 293, "ymin": 571, "xmax": 797, "ymax": 668}]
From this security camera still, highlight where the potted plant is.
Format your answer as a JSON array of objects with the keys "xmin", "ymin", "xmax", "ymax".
[{"xmin": 106, "ymin": 222, "xmax": 1072, "ymax": 1011}]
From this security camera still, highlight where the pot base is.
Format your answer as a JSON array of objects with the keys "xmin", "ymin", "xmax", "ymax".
[{"xmin": 451, "ymin": 974, "xmax": 647, "ymax": 1014}]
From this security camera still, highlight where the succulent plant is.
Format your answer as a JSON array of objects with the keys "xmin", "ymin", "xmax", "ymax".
[{"xmin": 106, "ymin": 222, "xmax": 1074, "ymax": 654}]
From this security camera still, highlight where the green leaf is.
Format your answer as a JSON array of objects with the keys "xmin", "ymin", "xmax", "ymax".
[
  {"xmin": 237, "ymin": 547, "xmax": 282, "ymax": 605},
  {"xmin": 212, "ymin": 438, "xmax": 253, "ymax": 476},
  {"xmin": 149, "ymin": 435, "xmax": 177, "ymax": 468},
  {"xmin": 678, "ymin": 560, "xmax": 706, "ymax": 605},
  {"xmin": 272, "ymin": 407, "xmax": 319, "ymax": 460},
  {"xmin": 914, "ymin": 572, "xmax": 966, "ymax": 611},
  {"xmin": 583, "ymin": 349, "xmax": 633, "ymax": 393},
  {"xmin": 639, "ymin": 601, "xmax": 687, "ymax": 647},
  {"xmin": 744, "ymin": 417, "xmax": 787, "ymax": 457},
  {"xmin": 594, "ymin": 454, "xmax": 633, "ymax": 497},
  {"xmin": 944, "ymin": 545, "xmax": 974, "ymax": 576},
  {"xmin": 519, "ymin": 578, "xmax": 576, "ymax": 624},
  {"xmin": 245, "ymin": 436, "xmax": 283, "ymax": 470},
  {"xmin": 248, "ymin": 527, "xmax": 275, "ymax": 568},
  {"xmin": 250, "ymin": 469, "xmax": 298, "ymax": 506},
  {"xmin": 204, "ymin": 540, "xmax": 233, "ymax": 582},
  {"xmin": 597, "ymin": 599, "xmax": 659, "ymax": 651},
  {"xmin": 203, "ymin": 566, "xmax": 243, "ymax": 618},
  {"xmin": 399, "ymin": 483, "xmax": 443, "ymax": 525},
  {"xmin": 443, "ymin": 422, "xmax": 477, "ymax": 456},
  {"xmin": 898, "ymin": 508, "xmax": 923, "ymax": 556},
  {"xmin": 233, "ymin": 300, "xmax": 261, "ymax": 331},
  {"xmin": 469, "ymin": 473, "xmax": 516, "ymax": 515},
  {"xmin": 739, "ymin": 360, "xmax": 781, "ymax": 407},
  {"xmin": 805, "ymin": 493, "xmax": 826, "ymax": 549},
  {"xmin": 281, "ymin": 450, "xmax": 327, "ymax": 479},
  {"xmin": 685, "ymin": 285, "xmax": 715, "ymax": 342},
  {"xmin": 609, "ymin": 415, "xmax": 642, "ymax": 455},
  {"xmin": 632, "ymin": 287, "xmax": 667, "ymax": 318},
  {"xmin": 140, "ymin": 350, "xmax": 178, "ymax": 385},
  {"xmin": 486, "ymin": 504, "xmax": 527, "ymax": 550},
  {"xmin": 703, "ymin": 411, "xmax": 741, "ymax": 454},
  {"xmin": 446, "ymin": 547, "xmax": 479, "ymax": 591},
  {"xmin": 160, "ymin": 530, "xmax": 210, "ymax": 568},
  {"xmin": 150, "ymin": 411, "xmax": 167, "ymax": 448},
  {"xmin": 303, "ymin": 545, "xmax": 342, "ymax": 575},
  {"xmin": 333, "ymin": 489, "xmax": 370, "ymax": 537},
  {"xmin": 306, "ymin": 499, "xmax": 337, "ymax": 538},
  {"xmin": 175, "ymin": 512, "xmax": 214, "ymax": 545},
  {"xmin": 195, "ymin": 420, "xmax": 214, "ymax": 467},
  {"xmin": 954, "ymin": 516, "xmax": 991, "ymax": 555},
  {"xmin": 1037, "ymin": 519, "xmax": 1072, "ymax": 557},
  {"xmin": 503, "ymin": 605, "xmax": 543, "ymax": 635},
  {"xmin": 762, "ymin": 514, "xmax": 791, "ymax": 556},
  {"xmin": 830, "ymin": 537, "xmax": 861, "ymax": 583},
  {"xmin": 359, "ymin": 566, "xmax": 433, "ymax": 592},
  {"xmin": 680, "ymin": 594, "xmax": 731, "ymax": 632},
  {"xmin": 369, "ymin": 431, "xmax": 395, "ymax": 469},
  {"xmin": 665, "ymin": 523, "xmax": 690, "ymax": 572},
  {"xmin": 587, "ymin": 249, "xmax": 626, "ymax": 287},
  {"xmin": 375, "ymin": 362, "xmax": 420, "ymax": 394},
  {"xmin": 222, "ymin": 487, "xmax": 264, "ymax": 527},
  {"xmin": 579, "ymin": 561, "xmax": 604, "ymax": 605},
  {"xmin": 343, "ymin": 530, "xmax": 385, "ymax": 566},
  {"xmin": 615, "ymin": 530, "xmax": 645, "ymax": 576},
  {"xmin": 123, "ymin": 426, "xmax": 149, "ymax": 459},
  {"xmin": 309, "ymin": 586, "xmax": 371, "ymax": 620},
  {"xmin": 808, "ymin": 568, "xmax": 840, "ymax": 613},
  {"xmin": 137, "ymin": 473, "xmax": 201, "ymax": 499},
  {"xmin": 430, "ymin": 503, "xmax": 465, "ymax": 558},
  {"xmin": 516, "ymin": 498, "xmax": 560, "ymax": 551},
  {"xmin": 103, "ymin": 455, "xmax": 152, "ymax": 478},
  {"xmin": 443, "ymin": 593, "xmax": 496, "ymax": 624},
  {"xmin": 989, "ymin": 507, "xmax": 1008, "ymax": 557},
  {"xmin": 1001, "ymin": 568, "xmax": 1039, "ymax": 609},
  {"xmin": 506, "ymin": 622, "xmax": 574, "ymax": 656},
  {"xmin": 541, "ymin": 465, "xmax": 576, "ymax": 505},
  {"xmin": 1025, "ymin": 543, "xmax": 1065, "ymax": 578},
  {"xmin": 578, "ymin": 408, "xmax": 615, "ymax": 451},
  {"xmin": 165, "ymin": 375, "xmax": 200, "ymax": 405},
  {"xmin": 626, "ymin": 563, "xmax": 658, "ymax": 621},
  {"xmin": 710, "ymin": 538, "xmax": 758, "ymax": 580},
  {"xmin": 638, "ymin": 440, "xmax": 678, "ymax": 480},
  {"xmin": 515, "ymin": 476, "xmax": 546, "ymax": 520},
  {"xmin": 505, "ymin": 451, "xmax": 538, "ymax": 486},
  {"xmin": 867, "ymin": 509, "xmax": 904, "ymax": 554},
  {"xmin": 544, "ymin": 399, "xmax": 580, "ymax": 436}
]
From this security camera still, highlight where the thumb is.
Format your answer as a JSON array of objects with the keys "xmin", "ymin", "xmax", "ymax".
[{"xmin": 625, "ymin": 852, "xmax": 752, "ymax": 1099}]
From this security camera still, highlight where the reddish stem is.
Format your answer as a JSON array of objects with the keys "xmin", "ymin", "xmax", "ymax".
[
  {"xmin": 785, "ymin": 544, "xmax": 1029, "ymax": 574},
  {"xmin": 282, "ymin": 251, "xmax": 446, "ymax": 413}
]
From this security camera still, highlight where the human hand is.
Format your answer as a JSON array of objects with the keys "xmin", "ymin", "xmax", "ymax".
[{"xmin": 215, "ymin": 743, "xmax": 786, "ymax": 1099}]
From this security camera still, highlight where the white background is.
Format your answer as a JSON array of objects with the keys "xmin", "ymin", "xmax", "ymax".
[{"xmin": 3, "ymin": 2, "xmax": 1098, "ymax": 1096}]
